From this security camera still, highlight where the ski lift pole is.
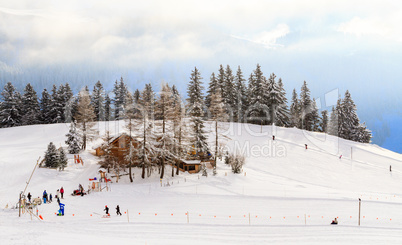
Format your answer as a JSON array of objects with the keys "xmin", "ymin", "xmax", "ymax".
[{"xmin": 23, "ymin": 157, "xmax": 41, "ymax": 195}]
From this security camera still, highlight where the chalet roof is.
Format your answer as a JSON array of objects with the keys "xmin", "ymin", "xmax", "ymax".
[
  {"xmin": 92, "ymin": 132, "xmax": 139, "ymax": 150},
  {"xmin": 181, "ymin": 159, "xmax": 202, "ymax": 165}
]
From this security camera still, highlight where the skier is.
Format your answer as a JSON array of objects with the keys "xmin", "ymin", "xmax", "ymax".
[
  {"xmin": 305, "ymin": 144, "xmax": 308, "ymax": 150},
  {"xmin": 43, "ymin": 190, "xmax": 48, "ymax": 204},
  {"xmin": 27, "ymin": 192, "xmax": 32, "ymax": 203},
  {"xmin": 56, "ymin": 189, "xmax": 60, "ymax": 199},
  {"xmin": 116, "ymin": 205, "xmax": 122, "ymax": 216},
  {"xmin": 390, "ymin": 165, "xmax": 392, "ymax": 172},
  {"xmin": 60, "ymin": 187, "xmax": 64, "ymax": 199},
  {"xmin": 339, "ymin": 155, "xmax": 342, "ymax": 159},
  {"xmin": 49, "ymin": 193, "xmax": 53, "ymax": 203},
  {"xmin": 104, "ymin": 205, "xmax": 109, "ymax": 215},
  {"xmin": 272, "ymin": 135, "xmax": 275, "ymax": 141},
  {"xmin": 331, "ymin": 217, "xmax": 338, "ymax": 225}
]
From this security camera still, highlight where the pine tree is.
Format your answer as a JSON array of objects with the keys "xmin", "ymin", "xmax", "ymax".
[
  {"xmin": 187, "ymin": 67, "xmax": 209, "ymax": 159},
  {"xmin": 217, "ymin": 64, "xmax": 226, "ymax": 99},
  {"xmin": 75, "ymin": 89, "xmax": 97, "ymax": 150},
  {"xmin": 208, "ymin": 89, "xmax": 226, "ymax": 170},
  {"xmin": 234, "ymin": 66, "xmax": 248, "ymax": 122},
  {"xmin": 247, "ymin": 64, "xmax": 268, "ymax": 124},
  {"xmin": 92, "ymin": 81, "xmax": 105, "ymax": 121},
  {"xmin": 40, "ymin": 88, "xmax": 52, "ymax": 124},
  {"xmin": 21, "ymin": 83, "xmax": 40, "ymax": 125},
  {"xmin": 129, "ymin": 85, "xmax": 157, "ymax": 179},
  {"xmin": 320, "ymin": 110, "xmax": 329, "ymax": 133},
  {"xmin": 341, "ymin": 90, "xmax": 360, "ymax": 140},
  {"xmin": 275, "ymin": 78, "xmax": 290, "ymax": 127},
  {"xmin": 205, "ymin": 72, "xmax": 219, "ymax": 109},
  {"xmin": 58, "ymin": 148, "xmax": 68, "ymax": 171},
  {"xmin": 223, "ymin": 65, "xmax": 236, "ymax": 119},
  {"xmin": 299, "ymin": 81, "xmax": 313, "ymax": 131},
  {"xmin": 49, "ymin": 85, "xmax": 63, "ymax": 123},
  {"xmin": 44, "ymin": 142, "xmax": 59, "ymax": 168},
  {"xmin": 63, "ymin": 83, "xmax": 75, "ymax": 123},
  {"xmin": 65, "ymin": 121, "xmax": 81, "ymax": 154},
  {"xmin": 113, "ymin": 77, "xmax": 128, "ymax": 120},
  {"xmin": 328, "ymin": 106, "xmax": 338, "ymax": 136},
  {"xmin": 290, "ymin": 89, "xmax": 301, "ymax": 128},
  {"xmin": 104, "ymin": 94, "xmax": 112, "ymax": 121},
  {"xmin": 171, "ymin": 85, "xmax": 188, "ymax": 176},
  {"xmin": 155, "ymin": 83, "xmax": 175, "ymax": 179},
  {"xmin": 124, "ymin": 91, "xmax": 136, "ymax": 182},
  {"xmin": 311, "ymin": 98, "xmax": 321, "ymax": 132},
  {"xmin": 0, "ymin": 82, "xmax": 21, "ymax": 127}
]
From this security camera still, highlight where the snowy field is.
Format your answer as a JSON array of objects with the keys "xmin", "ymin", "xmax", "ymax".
[{"xmin": 1, "ymin": 121, "xmax": 402, "ymax": 244}]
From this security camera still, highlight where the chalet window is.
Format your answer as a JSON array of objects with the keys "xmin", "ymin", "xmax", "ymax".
[{"xmin": 188, "ymin": 165, "xmax": 195, "ymax": 171}]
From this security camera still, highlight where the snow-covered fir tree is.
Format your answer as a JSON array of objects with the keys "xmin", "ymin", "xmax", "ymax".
[
  {"xmin": 290, "ymin": 89, "xmax": 301, "ymax": 128},
  {"xmin": 171, "ymin": 85, "xmax": 189, "ymax": 176},
  {"xmin": 208, "ymin": 89, "xmax": 226, "ymax": 170},
  {"xmin": 44, "ymin": 142, "xmax": 59, "ymax": 168},
  {"xmin": 58, "ymin": 148, "xmax": 68, "ymax": 171},
  {"xmin": 328, "ymin": 106, "xmax": 338, "ymax": 136},
  {"xmin": 65, "ymin": 121, "xmax": 81, "ymax": 154},
  {"xmin": 310, "ymin": 98, "xmax": 321, "ymax": 132},
  {"xmin": 104, "ymin": 94, "xmax": 112, "ymax": 121},
  {"xmin": 205, "ymin": 72, "xmax": 219, "ymax": 109},
  {"xmin": 113, "ymin": 77, "xmax": 128, "ymax": 120},
  {"xmin": 247, "ymin": 64, "xmax": 268, "ymax": 124},
  {"xmin": 49, "ymin": 85, "xmax": 64, "ymax": 123},
  {"xmin": 155, "ymin": 83, "xmax": 175, "ymax": 179},
  {"xmin": 275, "ymin": 78, "xmax": 290, "ymax": 127},
  {"xmin": 320, "ymin": 110, "xmax": 329, "ymax": 133},
  {"xmin": 124, "ymin": 91, "xmax": 136, "ymax": 182},
  {"xmin": 234, "ymin": 66, "xmax": 248, "ymax": 123},
  {"xmin": 299, "ymin": 81, "xmax": 314, "ymax": 131},
  {"xmin": 21, "ymin": 83, "xmax": 40, "ymax": 125},
  {"xmin": 340, "ymin": 90, "xmax": 360, "ymax": 140},
  {"xmin": 223, "ymin": 65, "xmax": 236, "ymax": 119},
  {"xmin": 0, "ymin": 82, "xmax": 21, "ymax": 127},
  {"xmin": 187, "ymin": 67, "xmax": 209, "ymax": 159},
  {"xmin": 40, "ymin": 88, "xmax": 52, "ymax": 124},
  {"xmin": 75, "ymin": 89, "xmax": 97, "ymax": 150},
  {"xmin": 91, "ymin": 81, "xmax": 105, "ymax": 121}
]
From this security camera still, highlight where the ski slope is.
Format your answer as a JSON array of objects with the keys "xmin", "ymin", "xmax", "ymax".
[{"xmin": 1, "ymin": 121, "xmax": 402, "ymax": 244}]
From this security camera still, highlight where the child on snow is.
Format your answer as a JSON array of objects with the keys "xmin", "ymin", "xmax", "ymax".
[
  {"xmin": 116, "ymin": 205, "xmax": 122, "ymax": 216},
  {"xmin": 60, "ymin": 187, "xmax": 64, "ymax": 199}
]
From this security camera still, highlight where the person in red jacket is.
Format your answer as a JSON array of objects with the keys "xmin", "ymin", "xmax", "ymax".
[{"xmin": 60, "ymin": 187, "xmax": 64, "ymax": 199}]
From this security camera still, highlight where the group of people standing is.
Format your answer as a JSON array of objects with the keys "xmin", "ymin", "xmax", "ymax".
[{"xmin": 26, "ymin": 187, "xmax": 64, "ymax": 205}]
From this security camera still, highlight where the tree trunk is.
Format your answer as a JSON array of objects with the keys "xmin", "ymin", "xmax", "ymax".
[
  {"xmin": 160, "ymin": 157, "xmax": 164, "ymax": 179},
  {"xmin": 129, "ymin": 161, "xmax": 133, "ymax": 182},
  {"xmin": 215, "ymin": 120, "xmax": 218, "ymax": 168}
]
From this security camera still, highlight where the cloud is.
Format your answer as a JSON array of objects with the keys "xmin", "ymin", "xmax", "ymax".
[
  {"xmin": 337, "ymin": 13, "xmax": 402, "ymax": 42},
  {"xmin": 231, "ymin": 24, "xmax": 290, "ymax": 49}
]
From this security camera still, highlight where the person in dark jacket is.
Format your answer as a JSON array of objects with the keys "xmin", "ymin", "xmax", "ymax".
[
  {"xmin": 116, "ymin": 205, "xmax": 122, "ymax": 216},
  {"xmin": 27, "ymin": 192, "xmax": 32, "ymax": 203},
  {"xmin": 43, "ymin": 190, "xmax": 48, "ymax": 204},
  {"xmin": 104, "ymin": 205, "xmax": 109, "ymax": 215}
]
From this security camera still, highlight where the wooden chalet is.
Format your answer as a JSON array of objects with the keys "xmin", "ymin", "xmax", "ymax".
[
  {"xmin": 95, "ymin": 133, "xmax": 140, "ymax": 163},
  {"xmin": 95, "ymin": 133, "xmax": 214, "ymax": 174}
]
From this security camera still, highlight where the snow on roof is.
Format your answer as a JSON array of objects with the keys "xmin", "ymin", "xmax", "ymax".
[{"xmin": 181, "ymin": 159, "xmax": 201, "ymax": 165}]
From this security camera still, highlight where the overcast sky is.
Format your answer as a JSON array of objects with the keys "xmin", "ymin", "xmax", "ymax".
[{"xmin": 0, "ymin": 0, "xmax": 401, "ymax": 152}]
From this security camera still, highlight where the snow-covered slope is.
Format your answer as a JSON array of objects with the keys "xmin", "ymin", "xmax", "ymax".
[{"xmin": 1, "ymin": 121, "xmax": 402, "ymax": 244}]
